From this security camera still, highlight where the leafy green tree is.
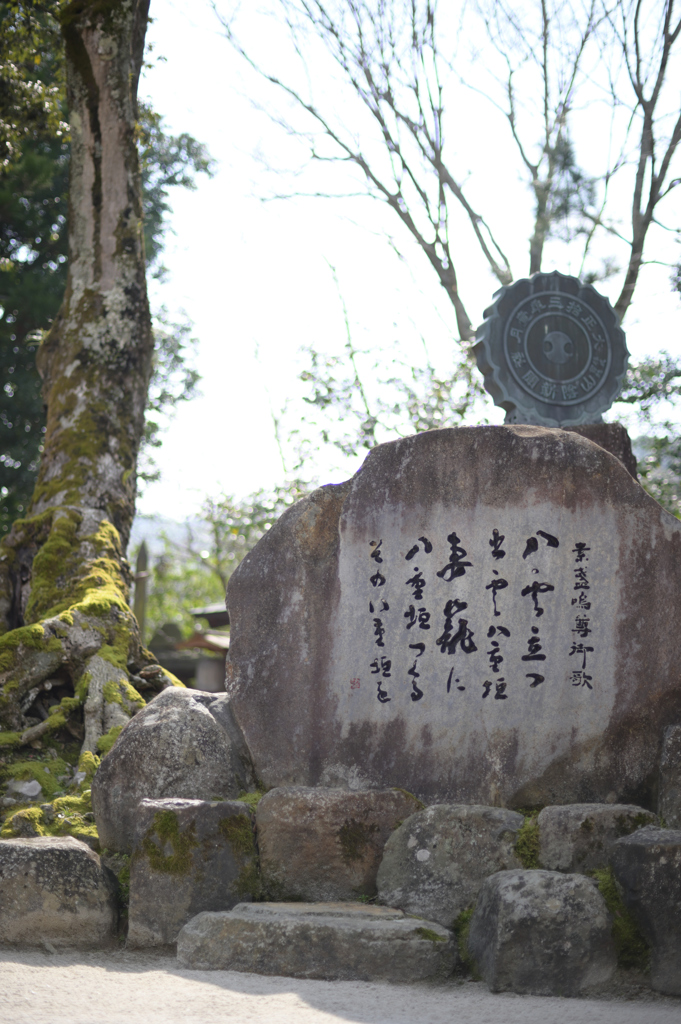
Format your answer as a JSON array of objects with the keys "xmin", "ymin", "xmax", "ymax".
[
  {"xmin": 0, "ymin": 0, "xmax": 185, "ymax": 765},
  {"xmin": 615, "ymin": 352, "xmax": 681, "ymax": 518},
  {"xmin": 0, "ymin": 1, "xmax": 66, "ymax": 168},
  {"xmin": 0, "ymin": 8, "xmax": 212, "ymax": 531},
  {"xmin": 138, "ymin": 481, "xmax": 309, "ymax": 640}
]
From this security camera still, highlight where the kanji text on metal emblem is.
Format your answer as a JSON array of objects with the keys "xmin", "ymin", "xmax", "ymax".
[{"xmin": 474, "ymin": 272, "xmax": 629, "ymax": 426}]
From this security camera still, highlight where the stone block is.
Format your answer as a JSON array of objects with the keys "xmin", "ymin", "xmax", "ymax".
[
  {"xmin": 225, "ymin": 426, "xmax": 681, "ymax": 807},
  {"xmin": 537, "ymin": 803, "xmax": 658, "ymax": 873},
  {"xmin": 564, "ymin": 424, "xmax": 637, "ymax": 478},
  {"xmin": 611, "ymin": 825, "xmax": 681, "ymax": 995},
  {"xmin": 176, "ymin": 902, "xmax": 456, "ymax": 981},
  {"xmin": 467, "ymin": 869, "xmax": 616, "ymax": 996},
  {"xmin": 91, "ymin": 687, "xmax": 255, "ymax": 853},
  {"xmin": 376, "ymin": 804, "xmax": 524, "ymax": 927},
  {"xmin": 256, "ymin": 786, "xmax": 421, "ymax": 901},
  {"xmin": 127, "ymin": 798, "xmax": 257, "ymax": 947},
  {"xmin": 659, "ymin": 725, "xmax": 681, "ymax": 828},
  {"xmin": 0, "ymin": 836, "xmax": 117, "ymax": 947}
]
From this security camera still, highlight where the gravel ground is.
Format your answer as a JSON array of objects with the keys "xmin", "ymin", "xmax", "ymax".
[{"xmin": 0, "ymin": 949, "xmax": 679, "ymax": 1024}]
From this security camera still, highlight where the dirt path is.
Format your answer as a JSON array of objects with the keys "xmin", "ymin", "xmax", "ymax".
[{"xmin": 0, "ymin": 949, "xmax": 679, "ymax": 1024}]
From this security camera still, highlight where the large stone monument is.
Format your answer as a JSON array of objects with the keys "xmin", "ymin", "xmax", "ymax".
[{"xmin": 225, "ymin": 426, "xmax": 681, "ymax": 808}]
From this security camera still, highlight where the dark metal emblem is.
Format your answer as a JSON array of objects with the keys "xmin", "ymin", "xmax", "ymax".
[{"xmin": 474, "ymin": 272, "xmax": 629, "ymax": 426}]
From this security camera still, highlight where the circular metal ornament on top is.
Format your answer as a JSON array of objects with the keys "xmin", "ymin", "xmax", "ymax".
[{"xmin": 473, "ymin": 271, "xmax": 629, "ymax": 426}]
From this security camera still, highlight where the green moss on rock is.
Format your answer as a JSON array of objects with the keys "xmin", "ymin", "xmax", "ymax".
[
  {"xmin": 0, "ymin": 785, "xmax": 98, "ymax": 843},
  {"xmin": 414, "ymin": 926, "xmax": 447, "ymax": 943},
  {"xmin": 453, "ymin": 906, "xmax": 480, "ymax": 979},
  {"xmin": 78, "ymin": 749, "xmax": 100, "ymax": 783},
  {"xmin": 0, "ymin": 623, "xmax": 62, "ymax": 673},
  {"xmin": 218, "ymin": 813, "xmax": 255, "ymax": 857},
  {"xmin": 97, "ymin": 725, "xmax": 123, "ymax": 755},
  {"xmin": 103, "ymin": 677, "xmax": 144, "ymax": 711},
  {"xmin": 234, "ymin": 860, "xmax": 263, "ymax": 901},
  {"xmin": 614, "ymin": 811, "xmax": 657, "ymax": 837},
  {"xmin": 337, "ymin": 818, "xmax": 379, "ymax": 864},
  {"xmin": 591, "ymin": 867, "xmax": 650, "ymax": 971},
  {"xmin": 5, "ymin": 756, "xmax": 71, "ymax": 798},
  {"xmin": 515, "ymin": 812, "xmax": 541, "ymax": 869},
  {"xmin": 117, "ymin": 859, "xmax": 131, "ymax": 909},
  {"xmin": 237, "ymin": 790, "xmax": 266, "ymax": 811},
  {"xmin": 141, "ymin": 809, "xmax": 199, "ymax": 876},
  {"xmin": 391, "ymin": 788, "xmax": 425, "ymax": 811},
  {"xmin": 0, "ymin": 805, "xmax": 45, "ymax": 838}
]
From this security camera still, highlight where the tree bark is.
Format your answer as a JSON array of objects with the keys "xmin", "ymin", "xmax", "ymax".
[{"xmin": 0, "ymin": 0, "xmax": 175, "ymax": 754}]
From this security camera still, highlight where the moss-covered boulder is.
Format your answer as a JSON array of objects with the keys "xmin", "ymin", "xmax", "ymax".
[
  {"xmin": 127, "ymin": 798, "xmax": 258, "ymax": 947},
  {"xmin": 611, "ymin": 826, "xmax": 681, "ymax": 995},
  {"xmin": 91, "ymin": 687, "xmax": 256, "ymax": 853}
]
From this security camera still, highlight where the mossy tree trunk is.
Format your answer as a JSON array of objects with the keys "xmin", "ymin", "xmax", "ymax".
[{"xmin": 0, "ymin": 0, "xmax": 175, "ymax": 755}]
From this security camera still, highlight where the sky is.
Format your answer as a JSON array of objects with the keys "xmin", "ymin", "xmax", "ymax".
[{"xmin": 136, "ymin": 0, "xmax": 681, "ymax": 523}]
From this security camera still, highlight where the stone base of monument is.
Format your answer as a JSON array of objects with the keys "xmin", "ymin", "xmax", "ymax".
[
  {"xmin": 467, "ymin": 869, "xmax": 617, "ymax": 996},
  {"xmin": 127, "ymin": 798, "xmax": 257, "ymax": 948},
  {"xmin": 537, "ymin": 803, "xmax": 658, "ymax": 873},
  {"xmin": 376, "ymin": 804, "xmax": 525, "ymax": 928},
  {"xmin": 659, "ymin": 726, "xmax": 681, "ymax": 828},
  {"xmin": 0, "ymin": 836, "xmax": 118, "ymax": 948},
  {"xmin": 255, "ymin": 786, "xmax": 423, "ymax": 902},
  {"xmin": 611, "ymin": 826, "xmax": 681, "ymax": 996},
  {"xmin": 176, "ymin": 902, "xmax": 457, "ymax": 981}
]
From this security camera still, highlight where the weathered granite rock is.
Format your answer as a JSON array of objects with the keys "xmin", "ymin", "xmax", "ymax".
[
  {"xmin": 565, "ymin": 424, "xmax": 637, "ymax": 478},
  {"xmin": 611, "ymin": 826, "xmax": 681, "ymax": 995},
  {"xmin": 467, "ymin": 869, "xmax": 616, "ymax": 995},
  {"xmin": 659, "ymin": 725, "xmax": 681, "ymax": 828},
  {"xmin": 537, "ymin": 803, "xmax": 658, "ymax": 873},
  {"xmin": 256, "ymin": 786, "xmax": 422, "ymax": 901},
  {"xmin": 91, "ymin": 687, "xmax": 255, "ymax": 853},
  {"xmin": 127, "ymin": 798, "xmax": 257, "ymax": 947},
  {"xmin": 376, "ymin": 804, "xmax": 524, "ymax": 927},
  {"xmin": 0, "ymin": 836, "xmax": 117, "ymax": 946},
  {"xmin": 176, "ymin": 902, "xmax": 456, "ymax": 981},
  {"xmin": 225, "ymin": 426, "xmax": 681, "ymax": 806}
]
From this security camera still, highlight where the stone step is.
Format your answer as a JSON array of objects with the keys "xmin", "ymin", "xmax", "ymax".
[{"xmin": 176, "ymin": 901, "xmax": 457, "ymax": 982}]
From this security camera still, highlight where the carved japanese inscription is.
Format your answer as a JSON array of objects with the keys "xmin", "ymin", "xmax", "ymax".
[
  {"xmin": 331, "ymin": 503, "xmax": 615, "ymax": 775},
  {"xmin": 226, "ymin": 426, "xmax": 681, "ymax": 808},
  {"xmin": 354, "ymin": 526, "xmax": 598, "ymax": 704},
  {"xmin": 474, "ymin": 271, "xmax": 628, "ymax": 426}
]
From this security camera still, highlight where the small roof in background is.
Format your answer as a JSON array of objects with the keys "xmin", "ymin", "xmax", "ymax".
[
  {"xmin": 176, "ymin": 631, "xmax": 230, "ymax": 653},
  {"xmin": 191, "ymin": 602, "xmax": 230, "ymax": 629}
]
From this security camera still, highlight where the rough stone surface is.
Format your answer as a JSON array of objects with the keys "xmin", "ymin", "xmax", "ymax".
[
  {"xmin": 176, "ymin": 902, "xmax": 456, "ymax": 981},
  {"xmin": 659, "ymin": 725, "xmax": 681, "ymax": 828},
  {"xmin": 611, "ymin": 826, "xmax": 681, "ymax": 995},
  {"xmin": 537, "ymin": 803, "xmax": 658, "ymax": 873},
  {"xmin": 565, "ymin": 424, "xmax": 638, "ymax": 478},
  {"xmin": 0, "ymin": 836, "xmax": 117, "ymax": 946},
  {"xmin": 467, "ymin": 869, "xmax": 616, "ymax": 996},
  {"xmin": 127, "ymin": 798, "xmax": 257, "ymax": 947},
  {"xmin": 91, "ymin": 687, "xmax": 255, "ymax": 853},
  {"xmin": 255, "ymin": 786, "xmax": 422, "ymax": 901},
  {"xmin": 226, "ymin": 426, "xmax": 681, "ymax": 806},
  {"xmin": 376, "ymin": 804, "xmax": 524, "ymax": 927}
]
